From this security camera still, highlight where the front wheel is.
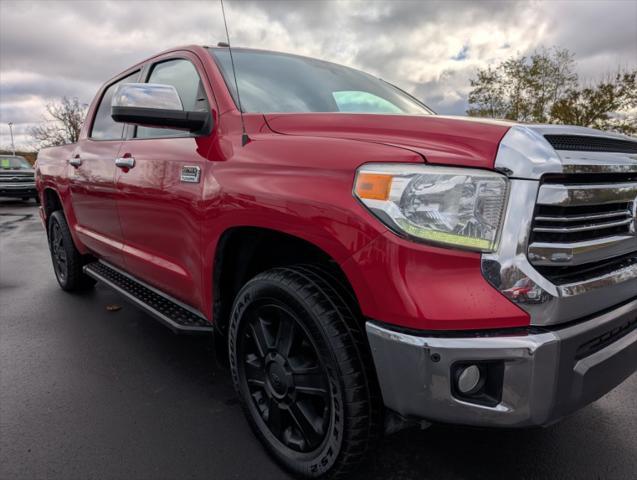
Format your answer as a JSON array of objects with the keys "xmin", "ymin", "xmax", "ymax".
[{"xmin": 228, "ymin": 266, "xmax": 382, "ymax": 479}]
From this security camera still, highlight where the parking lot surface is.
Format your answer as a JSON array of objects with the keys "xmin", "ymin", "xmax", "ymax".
[{"xmin": 1, "ymin": 199, "xmax": 636, "ymax": 480}]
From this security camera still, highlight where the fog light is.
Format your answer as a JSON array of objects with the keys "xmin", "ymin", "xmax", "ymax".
[
  {"xmin": 451, "ymin": 361, "xmax": 504, "ymax": 407},
  {"xmin": 457, "ymin": 364, "xmax": 481, "ymax": 394}
]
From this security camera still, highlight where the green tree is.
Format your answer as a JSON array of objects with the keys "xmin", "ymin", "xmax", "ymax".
[
  {"xmin": 467, "ymin": 48, "xmax": 636, "ymax": 135},
  {"xmin": 466, "ymin": 66, "xmax": 507, "ymax": 119},
  {"xmin": 551, "ymin": 72, "xmax": 636, "ymax": 135}
]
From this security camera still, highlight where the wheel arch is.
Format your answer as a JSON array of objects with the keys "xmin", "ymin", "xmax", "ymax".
[
  {"xmin": 41, "ymin": 186, "xmax": 89, "ymax": 256},
  {"xmin": 211, "ymin": 226, "xmax": 362, "ymax": 338},
  {"xmin": 42, "ymin": 188, "xmax": 63, "ymax": 219},
  {"xmin": 41, "ymin": 187, "xmax": 65, "ymax": 236}
]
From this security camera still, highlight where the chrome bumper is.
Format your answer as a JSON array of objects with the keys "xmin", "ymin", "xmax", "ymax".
[{"xmin": 366, "ymin": 298, "xmax": 637, "ymax": 428}]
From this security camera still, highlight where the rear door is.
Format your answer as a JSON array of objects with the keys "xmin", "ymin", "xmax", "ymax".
[
  {"xmin": 114, "ymin": 54, "xmax": 213, "ymax": 312},
  {"xmin": 69, "ymin": 70, "xmax": 139, "ymax": 267}
]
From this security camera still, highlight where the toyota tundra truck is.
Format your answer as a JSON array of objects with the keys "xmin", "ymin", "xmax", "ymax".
[{"xmin": 35, "ymin": 45, "xmax": 637, "ymax": 478}]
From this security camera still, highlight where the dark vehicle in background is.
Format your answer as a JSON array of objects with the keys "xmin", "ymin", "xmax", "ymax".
[{"xmin": 0, "ymin": 155, "xmax": 38, "ymax": 202}]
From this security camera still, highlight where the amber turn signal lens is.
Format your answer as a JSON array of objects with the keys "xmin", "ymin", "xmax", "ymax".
[{"xmin": 354, "ymin": 173, "xmax": 393, "ymax": 201}]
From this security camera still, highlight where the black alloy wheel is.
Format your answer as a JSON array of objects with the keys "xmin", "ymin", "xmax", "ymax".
[
  {"xmin": 47, "ymin": 210, "xmax": 95, "ymax": 291},
  {"xmin": 229, "ymin": 265, "xmax": 382, "ymax": 479},
  {"xmin": 239, "ymin": 301, "xmax": 331, "ymax": 453},
  {"xmin": 50, "ymin": 219, "xmax": 68, "ymax": 283}
]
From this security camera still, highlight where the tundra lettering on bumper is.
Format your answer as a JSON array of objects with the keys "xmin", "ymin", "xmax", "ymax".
[{"xmin": 367, "ymin": 298, "xmax": 637, "ymax": 427}]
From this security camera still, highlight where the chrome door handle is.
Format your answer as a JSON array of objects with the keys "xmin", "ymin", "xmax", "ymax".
[
  {"xmin": 69, "ymin": 155, "xmax": 82, "ymax": 167},
  {"xmin": 115, "ymin": 156, "xmax": 135, "ymax": 169}
]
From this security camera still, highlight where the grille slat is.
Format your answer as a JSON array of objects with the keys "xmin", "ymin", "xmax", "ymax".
[
  {"xmin": 533, "ymin": 217, "xmax": 633, "ymax": 234},
  {"xmin": 534, "ymin": 210, "xmax": 631, "ymax": 223},
  {"xmin": 537, "ymin": 183, "xmax": 637, "ymax": 207}
]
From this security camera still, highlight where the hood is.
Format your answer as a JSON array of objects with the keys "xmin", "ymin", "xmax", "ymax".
[{"xmin": 264, "ymin": 113, "xmax": 513, "ymax": 169}]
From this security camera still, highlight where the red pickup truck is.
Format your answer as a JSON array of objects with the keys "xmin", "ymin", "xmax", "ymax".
[{"xmin": 36, "ymin": 45, "xmax": 637, "ymax": 478}]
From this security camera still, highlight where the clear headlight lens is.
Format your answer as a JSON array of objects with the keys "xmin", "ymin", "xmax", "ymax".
[{"xmin": 354, "ymin": 164, "xmax": 509, "ymax": 252}]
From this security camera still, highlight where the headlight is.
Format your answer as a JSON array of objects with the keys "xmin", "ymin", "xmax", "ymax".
[{"xmin": 354, "ymin": 164, "xmax": 509, "ymax": 252}]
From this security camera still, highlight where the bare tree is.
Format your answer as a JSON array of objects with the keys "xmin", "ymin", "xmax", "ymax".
[{"xmin": 30, "ymin": 97, "xmax": 87, "ymax": 149}]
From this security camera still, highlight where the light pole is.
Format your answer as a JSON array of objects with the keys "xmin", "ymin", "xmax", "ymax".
[{"xmin": 7, "ymin": 122, "xmax": 15, "ymax": 156}]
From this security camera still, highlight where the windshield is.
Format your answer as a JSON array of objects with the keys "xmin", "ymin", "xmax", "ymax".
[
  {"xmin": 0, "ymin": 156, "xmax": 31, "ymax": 170},
  {"xmin": 211, "ymin": 49, "xmax": 432, "ymax": 115}
]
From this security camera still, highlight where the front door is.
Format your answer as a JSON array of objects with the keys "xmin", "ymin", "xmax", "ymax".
[
  {"xmin": 115, "ymin": 55, "xmax": 213, "ymax": 312},
  {"xmin": 68, "ymin": 70, "xmax": 139, "ymax": 267}
]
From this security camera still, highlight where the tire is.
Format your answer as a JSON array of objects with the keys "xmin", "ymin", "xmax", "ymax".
[
  {"xmin": 48, "ymin": 210, "xmax": 95, "ymax": 291},
  {"xmin": 228, "ymin": 265, "xmax": 382, "ymax": 479}
]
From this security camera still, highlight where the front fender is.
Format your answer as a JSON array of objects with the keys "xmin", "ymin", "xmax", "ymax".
[{"xmin": 200, "ymin": 134, "xmax": 423, "ymax": 318}]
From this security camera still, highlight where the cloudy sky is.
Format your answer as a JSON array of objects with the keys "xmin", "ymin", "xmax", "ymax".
[{"xmin": 1, "ymin": 0, "xmax": 636, "ymax": 150}]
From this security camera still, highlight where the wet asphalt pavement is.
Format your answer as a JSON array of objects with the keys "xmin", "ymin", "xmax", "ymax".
[{"xmin": 1, "ymin": 199, "xmax": 636, "ymax": 480}]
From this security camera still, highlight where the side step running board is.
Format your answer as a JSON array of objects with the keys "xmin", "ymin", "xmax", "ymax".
[{"xmin": 84, "ymin": 261, "xmax": 213, "ymax": 334}]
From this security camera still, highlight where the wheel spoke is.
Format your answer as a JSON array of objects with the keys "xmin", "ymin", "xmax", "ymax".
[
  {"xmin": 245, "ymin": 353, "xmax": 266, "ymax": 388},
  {"xmin": 266, "ymin": 398, "xmax": 283, "ymax": 438},
  {"xmin": 53, "ymin": 225, "xmax": 62, "ymax": 246},
  {"xmin": 275, "ymin": 318, "xmax": 295, "ymax": 356},
  {"xmin": 289, "ymin": 401, "xmax": 322, "ymax": 447},
  {"xmin": 248, "ymin": 319, "xmax": 271, "ymax": 357},
  {"xmin": 294, "ymin": 369, "xmax": 329, "ymax": 399}
]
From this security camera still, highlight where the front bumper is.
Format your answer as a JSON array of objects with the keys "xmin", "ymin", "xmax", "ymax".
[
  {"xmin": 0, "ymin": 182, "xmax": 37, "ymax": 198},
  {"xmin": 367, "ymin": 298, "xmax": 637, "ymax": 427}
]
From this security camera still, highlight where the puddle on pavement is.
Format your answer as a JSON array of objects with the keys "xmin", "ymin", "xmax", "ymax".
[{"xmin": 0, "ymin": 213, "xmax": 34, "ymax": 234}]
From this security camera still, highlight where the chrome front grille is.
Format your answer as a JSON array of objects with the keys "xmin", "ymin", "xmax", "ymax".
[
  {"xmin": 532, "ymin": 202, "xmax": 633, "ymax": 242},
  {"xmin": 0, "ymin": 173, "xmax": 35, "ymax": 183},
  {"xmin": 483, "ymin": 125, "xmax": 637, "ymax": 326},
  {"xmin": 528, "ymin": 178, "xmax": 637, "ymax": 283}
]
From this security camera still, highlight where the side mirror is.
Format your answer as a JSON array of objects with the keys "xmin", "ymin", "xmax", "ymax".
[{"xmin": 111, "ymin": 83, "xmax": 210, "ymax": 132}]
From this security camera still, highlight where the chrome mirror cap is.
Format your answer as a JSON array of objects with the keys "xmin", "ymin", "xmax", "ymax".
[{"xmin": 112, "ymin": 83, "xmax": 184, "ymax": 111}]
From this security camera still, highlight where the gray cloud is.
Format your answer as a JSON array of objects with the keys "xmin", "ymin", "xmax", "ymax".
[{"xmin": 1, "ymin": 0, "xmax": 635, "ymax": 149}]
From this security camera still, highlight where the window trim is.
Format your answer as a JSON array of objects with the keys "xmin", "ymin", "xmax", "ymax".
[
  {"xmin": 127, "ymin": 56, "xmax": 213, "ymax": 141},
  {"xmin": 88, "ymin": 69, "xmax": 141, "ymax": 141}
]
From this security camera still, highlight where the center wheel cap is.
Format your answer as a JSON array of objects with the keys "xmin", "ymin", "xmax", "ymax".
[{"xmin": 266, "ymin": 354, "xmax": 293, "ymax": 399}]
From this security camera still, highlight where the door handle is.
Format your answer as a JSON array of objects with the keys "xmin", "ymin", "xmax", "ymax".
[
  {"xmin": 69, "ymin": 155, "xmax": 82, "ymax": 167},
  {"xmin": 115, "ymin": 156, "xmax": 135, "ymax": 169}
]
